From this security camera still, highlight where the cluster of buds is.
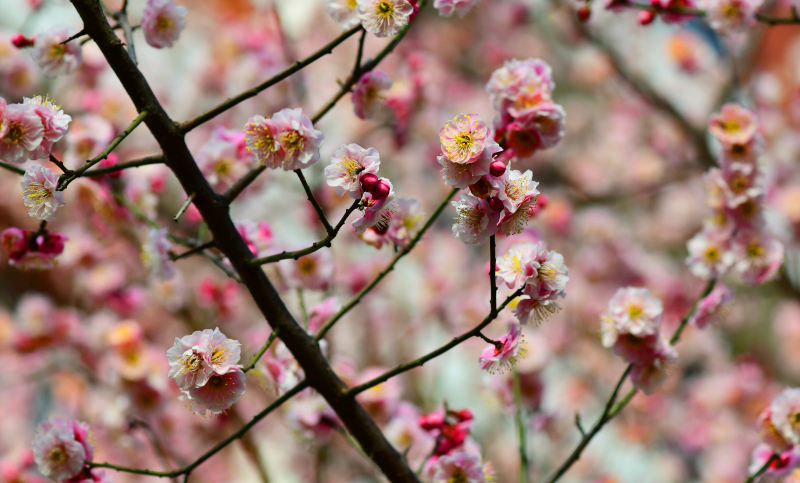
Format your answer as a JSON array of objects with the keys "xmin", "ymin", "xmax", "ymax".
[
  {"xmin": 600, "ymin": 287, "xmax": 677, "ymax": 395},
  {"xmin": 1, "ymin": 226, "xmax": 66, "ymax": 270},
  {"xmin": 419, "ymin": 407, "xmax": 473, "ymax": 457},
  {"xmin": 486, "ymin": 58, "xmax": 565, "ymax": 161},
  {"xmin": 497, "ymin": 241, "xmax": 569, "ymax": 326},
  {"xmin": 166, "ymin": 328, "xmax": 247, "ymax": 416},
  {"xmin": 686, "ymin": 104, "xmax": 783, "ymax": 285},
  {"xmin": 751, "ymin": 388, "xmax": 800, "ymax": 478}
]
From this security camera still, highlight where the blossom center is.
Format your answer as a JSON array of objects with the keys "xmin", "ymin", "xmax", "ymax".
[
  {"xmin": 215, "ymin": 160, "xmax": 231, "ymax": 175},
  {"xmin": 627, "ymin": 304, "xmax": 642, "ymax": 319},
  {"xmin": 298, "ymin": 257, "xmax": 316, "ymax": 273},
  {"xmin": 348, "ymin": 0, "xmax": 358, "ymax": 9},
  {"xmin": 282, "ymin": 130, "xmax": 305, "ymax": 154},
  {"xmin": 6, "ymin": 124, "xmax": 24, "ymax": 144},
  {"xmin": 376, "ymin": 1, "xmax": 394, "ymax": 17},
  {"xmin": 23, "ymin": 183, "xmax": 53, "ymax": 204},
  {"xmin": 456, "ymin": 205, "xmax": 483, "ymax": 228},
  {"xmin": 746, "ymin": 243, "xmax": 764, "ymax": 258},
  {"xmin": 180, "ymin": 351, "xmax": 203, "ymax": 374},
  {"xmin": 340, "ymin": 156, "xmax": 364, "ymax": 176},
  {"xmin": 49, "ymin": 44, "xmax": 65, "ymax": 58},
  {"xmin": 448, "ymin": 470, "xmax": 468, "ymax": 483},
  {"xmin": 704, "ymin": 247, "xmax": 720, "ymax": 262},
  {"xmin": 157, "ymin": 16, "xmax": 174, "ymax": 30},
  {"xmin": 49, "ymin": 447, "xmax": 67, "ymax": 464}
]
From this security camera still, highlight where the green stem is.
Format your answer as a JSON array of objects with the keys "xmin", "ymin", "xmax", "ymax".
[
  {"xmin": 0, "ymin": 161, "xmax": 25, "ymax": 175},
  {"xmin": 296, "ymin": 170, "xmax": 333, "ymax": 234},
  {"xmin": 513, "ymin": 369, "xmax": 528, "ymax": 483},
  {"xmin": 745, "ymin": 453, "xmax": 779, "ymax": 483},
  {"xmin": 243, "ymin": 329, "xmax": 280, "ymax": 373}
]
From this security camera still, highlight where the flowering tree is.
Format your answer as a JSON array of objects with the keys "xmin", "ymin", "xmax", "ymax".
[{"xmin": 3, "ymin": 0, "xmax": 800, "ymax": 482}]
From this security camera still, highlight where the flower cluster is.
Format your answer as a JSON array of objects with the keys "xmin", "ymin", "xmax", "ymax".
[
  {"xmin": 166, "ymin": 328, "xmax": 246, "ymax": 415},
  {"xmin": 600, "ymin": 287, "xmax": 677, "ymax": 394},
  {"xmin": 1, "ymin": 226, "xmax": 66, "ymax": 270},
  {"xmin": 418, "ymin": 409, "xmax": 494, "ymax": 482},
  {"xmin": 31, "ymin": 418, "xmax": 94, "ymax": 482},
  {"xmin": 197, "ymin": 127, "xmax": 256, "ymax": 191},
  {"xmin": 686, "ymin": 104, "xmax": 783, "ymax": 285},
  {"xmin": 31, "ymin": 26, "xmax": 83, "ymax": 77},
  {"xmin": 496, "ymin": 241, "xmax": 569, "ymax": 325},
  {"xmin": 0, "ymin": 95, "xmax": 71, "ymax": 164},
  {"xmin": 142, "ymin": 0, "xmax": 187, "ymax": 49},
  {"xmin": 478, "ymin": 322, "xmax": 526, "ymax": 374},
  {"xmin": 751, "ymin": 388, "xmax": 800, "ymax": 478},
  {"xmin": 244, "ymin": 108, "xmax": 324, "ymax": 171},
  {"xmin": 486, "ymin": 58, "xmax": 565, "ymax": 161},
  {"xmin": 361, "ymin": 197, "xmax": 426, "ymax": 249},
  {"xmin": 141, "ymin": 228, "xmax": 175, "ymax": 281}
]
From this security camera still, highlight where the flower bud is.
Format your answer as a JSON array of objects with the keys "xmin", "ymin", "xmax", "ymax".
[
  {"xmin": 39, "ymin": 232, "xmax": 67, "ymax": 255},
  {"xmin": 360, "ymin": 173, "xmax": 379, "ymax": 193},
  {"xmin": 576, "ymin": 5, "xmax": 591, "ymax": 22},
  {"xmin": 469, "ymin": 177, "xmax": 493, "ymax": 199},
  {"xmin": 452, "ymin": 409, "xmax": 473, "ymax": 422},
  {"xmin": 11, "ymin": 34, "xmax": 35, "ymax": 49},
  {"xmin": 487, "ymin": 197, "xmax": 504, "ymax": 212},
  {"xmin": 418, "ymin": 413, "xmax": 445, "ymax": 431},
  {"xmin": 537, "ymin": 193, "xmax": 548, "ymax": 209},
  {"xmin": 489, "ymin": 160, "xmax": 507, "ymax": 177},
  {"xmin": 1, "ymin": 228, "xmax": 28, "ymax": 257},
  {"xmin": 639, "ymin": 9, "xmax": 656, "ymax": 24},
  {"xmin": 98, "ymin": 153, "xmax": 122, "ymax": 178},
  {"xmin": 372, "ymin": 179, "xmax": 391, "ymax": 200}
]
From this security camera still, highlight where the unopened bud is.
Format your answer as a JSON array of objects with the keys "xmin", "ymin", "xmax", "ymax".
[
  {"xmin": 638, "ymin": 9, "xmax": 656, "ymax": 24},
  {"xmin": 453, "ymin": 409, "xmax": 473, "ymax": 422},
  {"xmin": 489, "ymin": 160, "xmax": 507, "ymax": 177},
  {"xmin": 418, "ymin": 413, "xmax": 445, "ymax": 431},
  {"xmin": 11, "ymin": 34, "xmax": 34, "ymax": 49},
  {"xmin": 372, "ymin": 180, "xmax": 391, "ymax": 200},
  {"xmin": 487, "ymin": 197, "xmax": 504, "ymax": 212},
  {"xmin": 576, "ymin": 5, "xmax": 591, "ymax": 22},
  {"xmin": 537, "ymin": 193, "xmax": 549, "ymax": 209},
  {"xmin": 360, "ymin": 173, "xmax": 379, "ymax": 193},
  {"xmin": 469, "ymin": 177, "xmax": 492, "ymax": 199}
]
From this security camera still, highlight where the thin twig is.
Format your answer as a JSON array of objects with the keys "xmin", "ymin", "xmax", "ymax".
[
  {"xmin": 0, "ymin": 161, "xmax": 25, "ymax": 175},
  {"xmin": 243, "ymin": 329, "xmax": 280, "ymax": 373},
  {"xmin": 513, "ymin": 370, "xmax": 528, "ymax": 483},
  {"xmin": 173, "ymin": 194, "xmax": 196, "ymax": 222},
  {"xmin": 84, "ymin": 155, "xmax": 164, "ymax": 177},
  {"xmin": 170, "ymin": 240, "xmax": 215, "ymax": 261},
  {"xmin": 295, "ymin": 170, "xmax": 333, "ymax": 234}
]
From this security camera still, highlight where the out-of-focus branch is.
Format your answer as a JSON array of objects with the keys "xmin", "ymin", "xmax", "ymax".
[
  {"xmin": 614, "ymin": 2, "xmax": 800, "ymax": 24},
  {"xmin": 0, "ymin": 161, "xmax": 25, "ymax": 175},
  {"xmin": 84, "ymin": 155, "xmax": 164, "ymax": 177},
  {"xmin": 243, "ymin": 329, "xmax": 280, "ymax": 373},
  {"xmin": 314, "ymin": 187, "xmax": 459, "ymax": 340},
  {"xmin": 745, "ymin": 453, "xmax": 779, "ymax": 483},
  {"xmin": 513, "ymin": 370, "xmax": 529, "ymax": 483},
  {"xmin": 541, "ymin": 279, "xmax": 717, "ymax": 483}
]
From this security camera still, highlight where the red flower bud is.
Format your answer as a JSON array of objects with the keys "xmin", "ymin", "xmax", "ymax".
[
  {"xmin": 576, "ymin": 5, "xmax": 591, "ymax": 22},
  {"xmin": 489, "ymin": 160, "xmax": 507, "ymax": 177},
  {"xmin": 537, "ymin": 193, "xmax": 549, "ymax": 209},
  {"xmin": 487, "ymin": 197, "xmax": 504, "ymax": 212},
  {"xmin": 372, "ymin": 180, "xmax": 391, "ymax": 200},
  {"xmin": 453, "ymin": 409, "xmax": 473, "ymax": 422},
  {"xmin": 11, "ymin": 34, "xmax": 35, "ymax": 49},
  {"xmin": 418, "ymin": 413, "xmax": 445, "ymax": 431},
  {"xmin": 360, "ymin": 173, "xmax": 379, "ymax": 193},
  {"xmin": 638, "ymin": 9, "xmax": 656, "ymax": 24}
]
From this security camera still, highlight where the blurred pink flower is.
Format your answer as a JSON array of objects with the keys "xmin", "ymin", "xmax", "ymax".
[
  {"xmin": 601, "ymin": 287, "xmax": 663, "ymax": 347},
  {"xmin": 327, "ymin": 0, "xmax": 361, "ymax": 28},
  {"xmin": 689, "ymin": 283, "xmax": 733, "ymax": 329},
  {"xmin": 273, "ymin": 107, "xmax": 324, "ymax": 170},
  {"xmin": 387, "ymin": 197, "xmax": 425, "ymax": 248},
  {"xmin": 709, "ymin": 104, "xmax": 759, "ymax": 146},
  {"xmin": 142, "ymin": 0, "xmax": 187, "ymax": 49},
  {"xmin": 31, "ymin": 25, "xmax": 83, "ymax": 76},
  {"xmin": 770, "ymin": 387, "xmax": 800, "ymax": 445},
  {"xmin": 757, "ymin": 408, "xmax": 793, "ymax": 453},
  {"xmin": 141, "ymin": 227, "xmax": 175, "ymax": 280},
  {"xmin": 433, "ymin": 0, "xmax": 479, "ymax": 17},
  {"xmin": 731, "ymin": 230, "xmax": 783, "ymax": 284},
  {"xmin": 432, "ymin": 451, "xmax": 486, "ymax": 483},
  {"xmin": 629, "ymin": 339, "xmax": 677, "ymax": 394},
  {"xmin": 353, "ymin": 69, "xmax": 393, "ymax": 120},
  {"xmin": 686, "ymin": 227, "xmax": 734, "ymax": 279},
  {"xmin": 479, "ymin": 323, "xmax": 526, "ymax": 374},
  {"xmin": 706, "ymin": 0, "xmax": 763, "ymax": 32},
  {"xmin": 31, "ymin": 418, "xmax": 93, "ymax": 482}
]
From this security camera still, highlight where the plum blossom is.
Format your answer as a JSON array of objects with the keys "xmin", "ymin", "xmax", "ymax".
[
  {"xmin": 438, "ymin": 143, "xmax": 498, "ymax": 189},
  {"xmin": 506, "ymin": 101, "xmax": 566, "ymax": 156},
  {"xmin": 731, "ymin": 231, "xmax": 783, "ymax": 284},
  {"xmin": 141, "ymin": 228, "xmax": 175, "ymax": 280},
  {"xmin": 496, "ymin": 242, "xmax": 543, "ymax": 289},
  {"xmin": 284, "ymin": 249, "xmax": 334, "ymax": 290},
  {"xmin": 706, "ymin": 0, "xmax": 763, "ymax": 32},
  {"xmin": 327, "ymin": 0, "xmax": 362, "ymax": 28},
  {"xmin": 758, "ymin": 408, "xmax": 793, "ymax": 453},
  {"xmin": 31, "ymin": 25, "xmax": 83, "ymax": 76},
  {"xmin": 439, "ymin": 114, "xmax": 497, "ymax": 164},
  {"xmin": 1, "ymin": 227, "xmax": 66, "ymax": 270},
  {"xmin": 356, "ymin": 0, "xmax": 415, "ymax": 37},
  {"xmin": 142, "ymin": 0, "xmax": 188, "ymax": 49},
  {"xmin": 629, "ymin": 339, "xmax": 677, "ymax": 395},
  {"xmin": 600, "ymin": 287, "xmax": 663, "ymax": 347},
  {"xmin": 434, "ymin": 0, "xmax": 480, "ymax": 17},
  {"xmin": 770, "ymin": 387, "xmax": 800, "ymax": 445},
  {"xmin": 0, "ymin": 102, "xmax": 44, "ymax": 164},
  {"xmin": 748, "ymin": 443, "xmax": 800, "ymax": 480},
  {"xmin": 237, "ymin": 220, "xmax": 273, "ymax": 258},
  {"xmin": 689, "ymin": 283, "xmax": 733, "ymax": 329},
  {"xmin": 498, "ymin": 194, "xmax": 539, "ymax": 236},
  {"xmin": 272, "ymin": 108, "xmax": 325, "ymax": 170},
  {"xmin": 491, "ymin": 169, "xmax": 539, "ymax": 213},
  {"xmin": 244, "ymin": 115, "xmax": 283, "ymax": 169},
  {"xmin": 21, "ymin": 165, "xmax": 65, "ymax": 221},
  {"xmin": 324, "ymin": 143, "xmax": 381, "ymax": 198},
  {"xmin": 386, "ymin": 197, "xmax": 425, "ymax": 248},
  {"xmin": 709, "ymin": 103, "xmax": 759, "ymax": 146},
  {"xmin": 23, "ymin": 95, "xmax": 71, "ymax": 159},
  {"xmin": 686, "ymin": 228, "xmax": 734, "ymax": 279},
  {"xmin": 432, "ymin": 451, "xmax": 486, "ymax": 483},
  {"xmin": 479, "ymin": 323, "xmax": 526, "ymax": 374},
  {"xmin": 352, "ymin": 178, "xmax": 398, "ymax": 234},
  {"xmin": 197, "ymin": 129, "xmax": 253, "ymax": 191},
  {"xmin": 167, "ymin": 327, "xmax": 241, "ymax": 391},
  {"xmin": 185, "ymin": 367, "xmax": 246, "ymax": 415},
  {"xmin": 352, "ymin": 69, "xmax": 393, "ymax": 120},
  {"xmin": 486, "ymin": 59, "xmax": 554, "ymax": 110},
  {"xmin": 451, "ymin": 192, "xmax": 500, "ymax": 245},
  {"xmin": 31, "ymin": 418, "xmax": 93, "ymax": 481}
]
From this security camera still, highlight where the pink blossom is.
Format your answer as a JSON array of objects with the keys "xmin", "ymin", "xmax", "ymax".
[
  {"xmin": 307, "ymin": 296, "xmax": 340, "ymax": 332},
  {"xmin": 479, "ymin": 323, "xmax": 526, "ymax": 374},
  {"xmin": 166, "ymin": 328, "xmax": 241, "ymax": 390},
  {"xmin": 326, "ymin": 0, "xmax": 362, "ymax": 28},
  {"xmin": 439, "ymin": 114, "xmax": 497, "ymax": 164},
  {"xmin": 324, "ymin": 143, "xmax": 381, "ymax": 198},
  {"xmin": 629, "ymin": 339, "xmax": 677, "ymax": 394},
  {"xmin": 770, "ymin": 387, "xmax": 800, "ymax": 445},
  {"xmin": 689, "ymin": 283, "xmax": 733, "ymax": 329},
  {"xmin": 31, "ymin": 418, "xmax": 93, "ymax": 481},
  {"xmin": 653, "ymin": 0, "xmax": 699, "ymax": 22},
  {"xmin": 433, "ymin": 0, "xmax": 480, "ymax": 17},
  {"xmin": 709, "ymin": 104, "xmax": 759, "ymax": 146},
  {"xmin": 23, "ymin": 95, "xmax": 71, "ymax": 159},
  {"xmin": 21, "ymin": 165, "xmax": 65, "ymax": 221},
  {"xmin": 506, "ymin": 101, "xmax": 566, "ymax": 155},
  {"xmin": 486, "ymin": 58, "xmax": 555, "ymax": 111},
  {"xmin": 141, "ymin": 227, "xmax": 175, "ymax": 280},
  {"xmin": 490, "ymin": 169, "xmax": 539, "ymax": 213},
  {"xmin": 283, "ymin": 249, "xmax": 334, "ymax": 290},
  {"xmin": 65, "ymin": 467, "xmax": 112, "ymax": 483},
  {"xmin": 2, "ymin": 227, "xmax": 27, "ymax": 258},
  {"xmin": 0, "ymin": 102, "xmax": 44, "ymax": 164},
  {"xmin": 356, "ymin": 0, "xmax": 415, "ymax": 37},
  {"xmin": 244, "ymin": 115, "xmax": 284, "ymax": 169},
  {"xmin": 451, "ymin": 192, "xmax": 500, "ymax": 245},
  {"xmin": 2, "ymin": 228, "xmax": 66, "ymax": 270},
  {"xmin": 236, "ymin": 220, "xmax": 273, "ymax": 257},
  {"xmin": 496, "ymin": 242, "xmax": 544, "ymax": 289},
  {"xmin": 63, "ymin": 114, "xmax": 114, "ymax": 167},
  {"xmin": 185, "ymin": 366, "xmax": 246, "ymax": 415},
  {"xmin": 748, "ymin": 444, "xmax": 800, "ymax": 480},
  {"xmin": 758, "ymin": 408, "xmax": 793, "ymax": 453},
  {"xmin": 352, "ymin": 69, "xmax": 393, "ymax": 120},
  {"xmin": 731, "ymin": 230, "xmax": 783, "ymax": 285},
  {"xmin": 438, "ymin": 143, "xmax": 498, "ymax": 189},
  {"xmin": 432, "ymin": 451, "xmax": 486, "ymax": 483},
  {"xmin": 513, "ymin": 290, "xmax": 564, "ymax": 326},
  {"xmin": 272, "ymin": 108, "xmax": 325, "ymax": 170},
  {"xmin": 142, "ymin": 0, "xmax": 187, "ymax": 49},
  {"xmin": 197, "ymin": 131, "xmax": 253, "ymax": 191},
  {"xmin": 31, "ymin": 25, "xmax": 83, "ymax": 76},
  {"xmin": 386, "ymin": 197, "xmax": 425, "ymax": 248},
  {"xmin": 287, "ymin": 392, "xmax": 340, "ymax": 440},
  {"xmin": 352, "ymin": 179, "xmax": 398, "ymax": 234},
  {"xmin": 600, "ymin": 287, "xmax": 663, "ymax": 348},
  {"xmin": 706, "ymin": 0, "xmax": 763, "ymax": 32},
  {"xmin": 498, "ymin": 194, "xmax": 539, "ymax": 236},
  {"xmin": 686, "ymin": 227, "xmax": 734, "ymax": 279}
]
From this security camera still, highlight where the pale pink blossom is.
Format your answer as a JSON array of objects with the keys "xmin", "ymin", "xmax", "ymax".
[
  {"xmin": 327, "ymin": 0, "xmax": 362, "ymax": 28},
  {"xmin": 324, "ymin": 143, "xmax": 381, "ymax": 198},
  {"xmin": 451, "ymin": 192, "xmax": 500, "ymax": 246},
  {"xmin": 284, "ymin": 249, "xmax": 334, "ymax": 290},
  {"xmin": 386, "ymin": 197, "xmax": 425, "ymax": 248},
  {"xmin": 352, "ymin": 179, "xmax": 398, "ymax": 234},
  {"xmin": 2, "ymin": 228, "xmax": 66, "ymax": 270},
  {"xmin": 272, "ymin": 108, "xmax": 324, "ymax": 170},
  {"xmin": 686, "ymin": 227, "xmax": 734, "ymax": 279},
  {"xmin": 513, "ymin": 279, "xmax": 567, "ymax": 326},
  {"xmin": 434, "ymin": 0, "xmax": 480, "ymax": 17},
  {"xmin": 506, "ymin": 101, "xmax": 566, "ymax": 155},
  {"xmin": 479, "ymin": 323, "xmax": 526, "ymax": 374},
  {"xmin": 706, "ymin": 0, "xmax": 763, "ymax": 32},
  {"xmin": 197, "ymin": 130, "xmax": 252, "ymax": 191},
  {"xmin": 237, "ymin": 220, "xmax": 273, "ymax": 258},
  {"xmin": 629, "ymin": 339, "xmax": 677, "ymax": 394},
  {"xmin": 0, "ymin": 103, "xmax": 44, "ymax": 164},
  {"xmin": 307, "ymin": 296, "xmax": 340, "ymax": 332},
  {"xmin": 31, "ymin": 418, "xmax": 93, "ymax": 482},
  {"xmin": 65, "ymin": 467, "xmax": 112, "ymax": 483},
  {"xmin": 709, "ymin": 103, "xmax": 759, "ymax": 146},
  {"xmin": 748, "ymin": 444, "xmax": 800, "ymax": 480},
  {"xmin": 486, "ymin": 58, "xmax": 555, "ymax": 111},
  {"xmin": 758, "ymin": 408, "xmax": 793, "ymax": 453},
  {"xmin": 23, "ymin": 95, "xmax": 71, "ymax": 159},
  {"xmin": 356, "ymin": 0, "xmax": 415, "ymax": 37},
  {"xmin": 731, "ymin": 231, "xmax": 783, "ymax": 284},
  {"xmin": 167, "ymin": 329, "xmax": 215, "ymax": 389},
  {"xmin": 439, "ymin": 114, "xmax": 497, "ymax": 164},
  {"xmin": 244, "ymin": 115, "xmax": 283, "ymax": 169},
  {"xmin": 496, "ymin": 242, "xmax": 544, "ymax": 289},
  {"xmin": 770, "ymin": 387, "xmax": 800, "ymax": 445},
  {"xmin": 689, "ymin": 283, "xmax": 733, "ymax": 329},
  {"xmin": 438, "ymin": 144, "xmax": 498, "ymax": 189},
  {"xmin": 63, "ymin": 114, "xmax": 114, "ymax": 167},
  {"xmin": 21, "ymin": 165, "xmax": 65, "ymax": 221},
  {"xmin": 600, "ymin": 287, "xmax": 663, "ymax": 348},
  {"xmin": 185, "ymin": 367, "xmax": 246, "ymax": 415},
  {"xmin": 31, "ymin": 25, "xmax": 83, "ymax": 76},
  {"xmin": 716, "ymin": 166, "xmax": 762, "ymax": 209},
  {"xmin": 498, "ymin": 194, "xmax": 539, "ymax": 236},
  {"xmin": 142, "ymin": 0, "xmax": 187, "ymax": 49},
  {"xmin": 205, "ymin": 327, "xmax": 243, "ymax": 373},
  {"xmin": 141, "ymin": 227, "xmax": 175, "ymax": 280},
  {"xmin": 490, "ymin": 169, "xmax": 539, "ymax": 213},
  {"xmin": 353, "ymin": 69, "xmax": 393, "ymax": 120},
  {"xmin": 432, "ymin": 451, "xmax": 486, "ymax": 483}
]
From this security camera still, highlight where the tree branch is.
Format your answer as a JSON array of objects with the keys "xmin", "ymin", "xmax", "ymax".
[{"xmin": 296, "ymin": 169, "xmax": 334, "ymax": 234}]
